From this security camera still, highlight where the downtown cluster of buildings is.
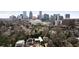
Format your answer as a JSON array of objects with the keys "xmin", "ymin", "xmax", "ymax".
[
  {"xmin": 9, "ymin": 11, "xmax": 70, "ymax": 21},
  {"xmin": 5, "ymin": 11, "xmax": 78, "ymax": 26}
]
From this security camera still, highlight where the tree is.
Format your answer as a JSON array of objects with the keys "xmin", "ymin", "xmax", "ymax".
[
  {"xmin": 0, "ymin": 35, "xmax": 10, "ymax": 47},
  {"xmin": 67, "ymin": 20, "xmax": 75, "ymax": 29},
  {"xmin": 67, "ymin": 37, "xmax": 78, "ymax": 46}
]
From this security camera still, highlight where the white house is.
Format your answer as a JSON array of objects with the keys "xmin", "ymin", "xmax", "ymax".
[
  {"xmin": 15, "ymin": 40, "xmax": 25, "ymax": 47},
  {"xmin": 35, "ymin": 37, "xmax": 43, "ymax": 42}
]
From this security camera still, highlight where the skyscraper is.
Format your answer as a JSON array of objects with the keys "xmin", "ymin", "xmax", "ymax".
[
  {"xmin": 53, "ymin": 14, "xmax": 63, "ymax": 26},
  {"xmin": 29, "ymin": 11, "xmax": 33, "ymax": 19},
  {"xmin": 59, "ymin": 16, "xmax": 63, "ymax": 20},
  {"xmin": 56, "ymin": 14, "xmax": 60, "ymax": 20},
  {"xmin": 17, "ymin": 14, "xmax": 23, "ymax": 20},
  {"xmin": 50, "ymin": 15, "xmax": 53, "ymax": 20},
  {"xmin": 43, "ymin": 14, "xmax": 49, "ymax": 21},
  {"xmin": 23, "ymin": 11, "xmax": 27, "ymax": 19},
  {"xmin": 38, "ymin": 11, "xmax": 42, "ymax": 20},
  {"xmin": 65, "ymin": 14, "xmax": 70, "ymax": 19},
  {"xmin": 53, "ymin": 14, "xmax": 59, "ymax": 20},
  {"xmin": 9, "ymin": 15, "xmax": 17, "ymax": 20}
]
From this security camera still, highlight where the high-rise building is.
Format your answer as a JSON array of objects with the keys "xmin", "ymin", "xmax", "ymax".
[
  {"xmin": 29, "ymin": 11, "xmax": 33, "ymax": 19},
  {"xmin": 9, "ymin": 15, "xmax": 17, "ymax": 20},
  {"xmin": 20, "ymin": 14, "xmax": 23, "ymax": 19},
  {"xmin": 17, "ymin": 14, "xmax": 23, "ymax": 20},
  {"xmin": 38, "ymin": 11, "xmax": 42, "ymax": 20},
  {"xmin": 50, "ymin": 15, "xmax": 55, "ymax": 20},
  {"xmin": 53, "ymin": 14, "xmax": 57, "ymax": 20},
  {"xmin": 59, "ymin": 16, "xmax": 63, "ymax": 20},
  {"xmin": 56, "ymin": 14, "xmax": 60, "ymax": 20},
  {"xmin": 53, "ymin": 14, "xmax": 63, "ymax": 26},
  {"xmin": 23, "ymin": 11, "xmax": 28, "ymax": 19},
  {"xmin": 42, "ymin": 14, "xmax": 49, "ymax": 21},
  {"xmin": 53, "ymin": 14, "xmax": 60, "ymax": 20},
  {"xmin": 65, "ymin": 14, "xmax": 70, "ymax": 19}
]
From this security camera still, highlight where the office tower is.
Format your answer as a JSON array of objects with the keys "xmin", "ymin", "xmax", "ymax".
[
  {"xmin": 59, "ymin": 16, "xmax": 63, "ymax": 20},
  {"xmin": 23, "ymin": 11, "xmax": 28, "ymax": 19},
  {"xmin": 65, "ymin": 14, "xmax": 70, "ymax": 19},
  {"xmin": 50, "ymin": 15, "xmax": 55, "ymax": 20},
  {"xmin": 20, "ymin": 14, "xmax": 23, "ymax": 19},
  {"xmin": 9, "ymin": 15, "xmax": 17, "ymax": 20},
  {"xmin": 38, "ymin": 11, "xmax": 42, "ymax": 20},
  {"xmin": 53, "ymin": 14, "xmax": 60, "ymax": 20},
  {"xmin": 43, "ymin": 14, "xmax": 49, "ymax": 21},
  {"xmin": 29, "ymin": 11, "xmax": 33, "ymax": 19},
  {"xmin": 53, "ymin": 14, "xmax": 62, "ymax": 26},
  {"xmin": 17, "ymin": 14, "xmax": 23, "ymax": 20},
  {"xmin": 53, "ymin": 14, "xmax": 57, "ymax": 20},
  {"xmin": 56, "ymin": 14, "xmax": 60, "ymax": 20}
]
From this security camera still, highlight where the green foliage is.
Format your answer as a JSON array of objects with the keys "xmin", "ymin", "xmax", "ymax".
[
  {"xmin": 0, "ymin": 35, "xmax": 10, "ymax": 46},
  {"xmin": 68, "ymin": 20, "xmax": 75, "ymax": 29}
]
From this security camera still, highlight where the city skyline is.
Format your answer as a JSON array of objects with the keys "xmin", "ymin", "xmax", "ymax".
[{"xmin": 0, "ymin": 11, "xmax": 79, "ymax": 18}]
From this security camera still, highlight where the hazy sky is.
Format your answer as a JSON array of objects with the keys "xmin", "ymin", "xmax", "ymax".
[{"xmin": 0, "ymin": 11, "xmax": 79, "ymax": 18}]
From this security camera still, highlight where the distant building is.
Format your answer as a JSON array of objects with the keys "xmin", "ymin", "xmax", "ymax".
[
  {"xmin": 50, "ymin": 15, "xmax": 56, "ymax": 21},
  {"xmin": 29, "ymin": 11, "xmax": 33, "ymax": 19},
  {"xmin": 50, "ymin": 15, "xmax": 54, "ymax": 20},
  {"xmin": 29, "ymin": 19, "xmax": 42, "ymax": 25},
  {"xmin": 53, "ymin": 14, "xmax": 63, "ymax": 26},
  {"xmin": 17, "ymin": 14, "xmax": 23, "ymax": 20},
  {"xmin": 38, "ymin": 11, "xmax": 42, "ymax": 20},
  {"xmin": 59, "ymin": 16, "xmax": 63, "ymax": 20},
  {"xmin": 51, "ymin": 14, "xmax": 60, "ymax": 20},
  {"xmin": 32, "ymin": 16, "xmax": 37, "ymax": 20},
  {"xmin": 65, "ymin": 14, "xmax": 70, "ymax": 19},
  {"xmin": 9, "ymin": 15, "xmax": 17, "ymax": 20},
  {"xmin": 23, "ymin": 11, "xmax": 28, "ymax": 19},
  {"xmin": 42, "ymin": 14, "xmax": 49, "ymax": 21},
  {"xmin": 20, "ymin": 14, "xmax": 23, "ymax": 19},
  {"xmin": 56, "ymin": 14, "xmax": 60, "ymax": 20},
  {"xmin": 55, "ymin": 20, "xmax": 62, "ymax": 26}
]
